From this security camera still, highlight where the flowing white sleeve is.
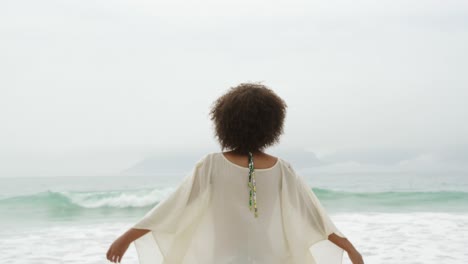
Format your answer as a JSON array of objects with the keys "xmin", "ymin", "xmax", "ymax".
[
  {"xmin": 131, "ymin": 154, "xmax": 212, "ymax": 264},
  {"xmin": 281, "ymin": 162, "xmax": 346, "ymax": 264}
]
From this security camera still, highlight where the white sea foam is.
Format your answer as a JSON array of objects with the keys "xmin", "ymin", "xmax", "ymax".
[
  {"xmin": 1, "ymin": 212, "xmax": 467, "ymax": 264},
  {"xmin": 333, "ymin": 212, "xmax": 468, "ymax": 264},
  {"xmin": 60, "ymin": 188, "xmax": 175, "ymax": 208}
]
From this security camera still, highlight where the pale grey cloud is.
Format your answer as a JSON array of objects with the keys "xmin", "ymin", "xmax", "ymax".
[{"xmin": 1, "ymin": 0, "xmax": 467, "ymax": 176}]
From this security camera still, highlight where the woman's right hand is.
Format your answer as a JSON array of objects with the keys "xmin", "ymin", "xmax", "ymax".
[
  {"xmin": 106, "ymin": 236, "xmax": 130, "ymax": 263},
  {"xmin": 105, "ymin": 228, "xmax": 150, "ymax": 263},
  {"xmin": 347, "ymin": 249, "xmax": 364, "ymax": 264}
]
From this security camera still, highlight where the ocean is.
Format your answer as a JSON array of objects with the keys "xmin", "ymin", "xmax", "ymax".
[{"xmin": 0, "ymin": 170, "xmax": 467, "ymax": 263}]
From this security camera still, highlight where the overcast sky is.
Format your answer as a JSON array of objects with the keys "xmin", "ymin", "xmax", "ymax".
[{"xmin": 1, "ymin": 0, "xmax": 467, "ymax": 177}]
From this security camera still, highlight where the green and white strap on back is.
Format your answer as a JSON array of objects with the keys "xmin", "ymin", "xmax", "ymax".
[{"xmin": 247, "ymin": 151, "xmax": 258, "ymax": 218}]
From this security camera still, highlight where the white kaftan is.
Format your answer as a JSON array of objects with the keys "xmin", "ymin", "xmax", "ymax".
[{"xmin": 132, "ymin": 152, "xmax": 347, "ymax": 264}]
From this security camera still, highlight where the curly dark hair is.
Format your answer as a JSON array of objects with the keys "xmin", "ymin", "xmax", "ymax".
[{"xmin": 209, "ymin": 82, "xmax": 287, "ymax": 154}]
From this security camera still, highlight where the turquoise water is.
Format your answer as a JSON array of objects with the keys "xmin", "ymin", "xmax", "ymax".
[
  {"xmin": 1, "ymin": 173, "xmax": 467, "ymax": 226},
  {"xmin": 1, "ymin": 186, "xmax": 467, "ymax": 226},
  {"xmin": 0, "ymin": 172, "xmax": 467, "ymax": 263}
]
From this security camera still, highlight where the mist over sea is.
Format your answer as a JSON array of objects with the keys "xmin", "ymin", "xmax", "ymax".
[{"xmin": 1, "ymin": 164, "xmax": 467, "ymax": 264}]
